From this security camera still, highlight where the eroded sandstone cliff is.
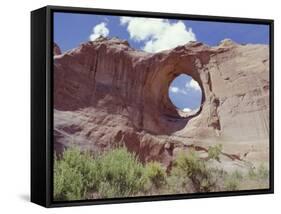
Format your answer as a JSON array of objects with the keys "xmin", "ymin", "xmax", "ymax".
[{"xmin": 53, "ymin": 37, "xmax": 269, "ymax": 171}]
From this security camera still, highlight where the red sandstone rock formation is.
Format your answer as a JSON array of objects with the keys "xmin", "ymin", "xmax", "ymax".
[
  {"xmin": 53, "ymin": 37, "xmax": 269, "ymax": 170},
  {"xmin": 54, "ymin": 42, "xmax": 61, "ymax": 56}
]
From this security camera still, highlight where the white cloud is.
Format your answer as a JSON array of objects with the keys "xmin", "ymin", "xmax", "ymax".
[
  {"xmin": 120, "ymin": 17, "xmax": 196, "ymax": 53},
  {"xmin": 182, "ymin": 108, "xmax": 191, "ymax": 113},
  {"xmin": 169, "ymin": 86, "xmax": 187, "ymax": 95},
  {"xmin": 185, "ymin": 79, "xmax": 201, "ymax": 91},
  {"xmin": 170, "ymin": 86, "xmax": 179, "ymax": 93},
  {"xmin": 89, "ymin": 22, "xmax": 109, "ymax": 41}
]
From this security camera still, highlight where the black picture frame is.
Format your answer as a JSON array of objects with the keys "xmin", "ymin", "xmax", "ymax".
[{"xmin": 31, "ymin": 5, "xmax": 274, "ymax": 208}]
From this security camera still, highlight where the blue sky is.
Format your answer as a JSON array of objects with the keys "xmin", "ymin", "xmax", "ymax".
[
  {"xmin": 54, "ymin": 12, "xmax": 269, "ymax": 111},
  {"xmin": 169, "ymin": 74, "xmax": 202, "ymax": 111}
]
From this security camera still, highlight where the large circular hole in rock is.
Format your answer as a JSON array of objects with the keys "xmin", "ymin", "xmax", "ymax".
[{"xmin": 168, "ymin": 74, "xmax": 202, "ymax": 117}]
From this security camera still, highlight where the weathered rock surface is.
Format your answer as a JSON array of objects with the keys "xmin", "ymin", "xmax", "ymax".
[
  {"xmin": 53, "ymin": 37, "xmax": 270, "ymax": 171},
  {"xmin": 54, "ymin": 42, "xmax": 61, "ymax": 56}
]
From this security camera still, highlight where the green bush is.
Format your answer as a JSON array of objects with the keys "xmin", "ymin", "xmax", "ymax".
[
  {"xmin": 232, "ymin": 170, "xmax": 243, "ymax": 180},
  {"xmin": 224, "ymin": 170, "xmax": 243, "ymax": 191},
  {"xmin": 166, "ymin": 173, "xmax": 191, "ymax": 194},
  {"xmin": 54, "ymin": 147, "xmax": 98, "ymax": 200},
  {"xmin": 257, "ymin": 164, "xmax": 269, "ymax": 180},
  {"xmin": 171, "ymin": 150, "xmax": 217, "ymax": 192},
  {"xmin": 248, "ymin": 164, "xmax": 269, "ymax": 180},
  {"xmin": 224, "ymin": 176, "xmax": 239, "ymax": 191},
  {"xmin": 97, "ymin": 148, "xmax": 145, "ymax": 198},
  {"xmin": 54, "ymin": 147, "xmax": 146, "ymax": 200},
  {"xmin": 62, "ymin": 147, "xmax": 99, "ymax": 188},
  {"xmin": 144, "ymin": 162, "xmax": 166, "ymax": 189},
  {"xmin": 54, "ymin": 159, "xmax": 84, "ymax": 200},
  {"xmin": 208, "ymin": 144, "xmax": 222, "ymax": 162},
  {"xmin": 248, "ymin": 167, "xmax": 257, "ymax": 179}
]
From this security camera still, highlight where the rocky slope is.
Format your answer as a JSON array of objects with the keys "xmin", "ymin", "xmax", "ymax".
[{"xmin": 53, "ymin": 37, "xmax": 269, "ymax": 171}]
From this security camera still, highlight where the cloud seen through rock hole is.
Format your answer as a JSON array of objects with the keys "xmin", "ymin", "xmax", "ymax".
[{"xmin": 169, "ymin": 74, "xmax": 202, "ymax": 111}]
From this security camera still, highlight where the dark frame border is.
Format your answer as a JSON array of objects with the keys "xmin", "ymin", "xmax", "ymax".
[{"xmin": 42, "ymin": 5, "xmax": 273, "ymax": 207}]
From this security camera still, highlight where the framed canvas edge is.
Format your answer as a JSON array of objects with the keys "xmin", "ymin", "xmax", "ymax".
[
  {"xmin": 31, "ymin": 7, "xmax": 49, "ymax": 207},
  {"xmin": 41, "ymin": 5, "xmax": 274, "ymax": 208},
  {"xmin": 46, "ymin": 6, "xmax": 52, "ymax": 207}
]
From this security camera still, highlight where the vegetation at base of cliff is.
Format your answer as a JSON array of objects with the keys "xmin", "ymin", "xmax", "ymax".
[
  {"xmin": 94, "ymin": 149, "xmax": 145, "ymax": 198},
  {"xmin": 54, "ymin": 148, "xmax": 98, "ymax": 200},
  {"xmin": 144, "ymin": 162, "xmax": 166, "ymax": 190},
  {"xmin": 168, "ymin": 150, "xmax": 224, "ymax": 193},
  {"xmin": 54, "ymin": 146, "xmax": 269, "ymax": 201},
  {"xmin": 54, "ymin": 147, "xmax": 145, "ymax": 200}
]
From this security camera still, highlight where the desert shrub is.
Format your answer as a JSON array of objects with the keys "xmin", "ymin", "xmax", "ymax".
[
  {"xmin": 248, "ymin": 167, "xmax": 257, "ymax": 179},
  {"xmin": 208, "ymin": 144, "xmax": 222, "ymax": 162},
  {"xmin": 224, "ymin": 176, "xmax": 239, "ymax": 191},
  {"xmin": 166, "ymin": 172, "xmax": 191, "ymax": 194},
  {"xmin": 144, "ymin": 162, "xmax": 166, "ymax": 189},
  {"xmin": 54, "ymin": 157, "xmax": 80, "ymax": 200},
  {"xmin": 54, "ymin": 147, "xmax": 146, "ymax": 200},
  {"xmin": 171, "ymin": 150, "xmax": 217, "ymax": 192},
  {"xmin": 248, "ymin": 164, "xmax": 269, "ymax": 180},
  {"xmin": 224, "ymin": 170, "xmax": 243, "ymax": 191},
  {"xmin": 257, "ymin": 164, "xmax": 269, "ymax": 180},
  {"xmin": 53, "ymin": 147, "xmax": 98, "ymax": 200},
  {"xmin": 62, "ymin": 147, "xmax": 99, "ymax": 188},
  {"xmin": 54, "ymin": 159, "xmax": 84, "ymax": 200},
  {"xmin": 232, "ymin": 170, "xmax": 243, "ymax": 180},
  {"xmin": 97, "ymin": 148, "xmax": 145, "ymax": 198}
]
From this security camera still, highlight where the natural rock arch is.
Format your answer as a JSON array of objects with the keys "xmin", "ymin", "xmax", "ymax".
[{"xmin": 54, "ymin": 37, "xmax": 270, "ymax": 164}]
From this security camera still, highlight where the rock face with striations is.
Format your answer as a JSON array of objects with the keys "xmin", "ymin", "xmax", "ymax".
[{"xmin": 53, "ymin": 37, "xmax": 269, "ymax": 169}]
